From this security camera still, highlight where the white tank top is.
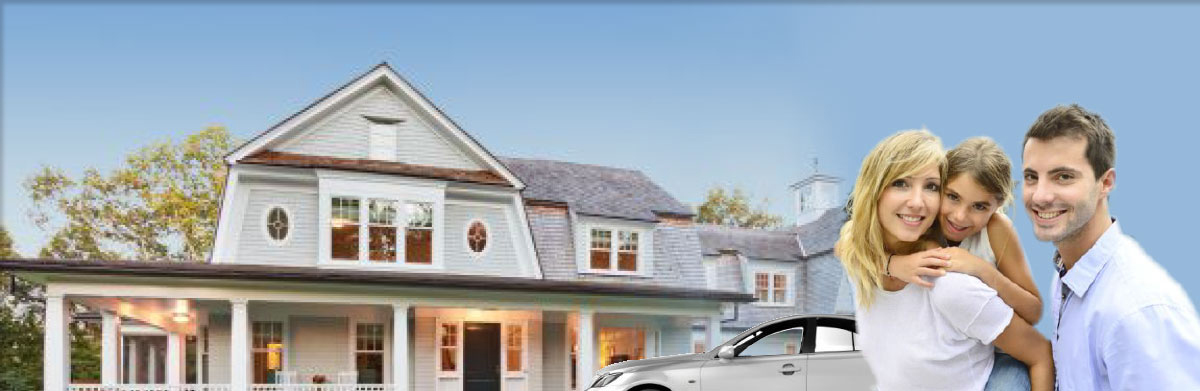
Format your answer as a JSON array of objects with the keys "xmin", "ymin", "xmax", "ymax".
[{"xmin": 957, "ymin": 225, "xmax": 996, "ymax": 267}]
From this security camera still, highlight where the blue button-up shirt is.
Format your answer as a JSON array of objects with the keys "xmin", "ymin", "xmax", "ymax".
[{"xmin": 1051, "ymin": 220, "xmax": 1200, "ymax": 390}]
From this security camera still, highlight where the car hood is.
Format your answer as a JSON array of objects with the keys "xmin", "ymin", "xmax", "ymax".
[{"xmin": 599, "ymin": 353, "xmax": 708, "ymax": 374}]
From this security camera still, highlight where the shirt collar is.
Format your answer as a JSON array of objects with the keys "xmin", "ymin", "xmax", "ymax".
[{"xmin": 1057, "ymin": 218, "xmax": 1122, "ymax": 298}]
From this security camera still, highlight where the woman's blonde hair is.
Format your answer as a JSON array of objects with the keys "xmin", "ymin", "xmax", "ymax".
[
  {"xmin": 836, "ymin": 129, "xmax": 946, "ymax": 308},
  {"xmin": 946, "ymin": 137, "xmax": 1014, "ymax": 212}
]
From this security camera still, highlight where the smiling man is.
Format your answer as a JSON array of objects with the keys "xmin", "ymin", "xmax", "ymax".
[{"xmin": 1022, "ymin": 104, "xmax": 1200, "ymax": 390}]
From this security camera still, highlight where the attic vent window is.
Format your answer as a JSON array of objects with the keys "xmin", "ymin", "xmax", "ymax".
[
  {"xmin": 466, "ymin": 220, "xmax": 489, "ymax": 256},
  {"xmin": 264, "ymin": 206, "xmax": 291, "ymax": 244}
]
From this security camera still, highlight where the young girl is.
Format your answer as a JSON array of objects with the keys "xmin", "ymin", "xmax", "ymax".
[
  {"xmin": 887, "ymin": 137, "xmax": 1043, "ymax": 389},
  {"xmin": 837, "ymin": 130, "xmax": 1052, "ymax": 391}
]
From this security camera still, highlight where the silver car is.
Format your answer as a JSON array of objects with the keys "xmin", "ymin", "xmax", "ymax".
[{"xmin": 587, "ymin": 314, "xmax": 876, "ymax": 391}]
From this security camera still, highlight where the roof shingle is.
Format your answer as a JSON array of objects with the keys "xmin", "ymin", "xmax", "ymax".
[{"xmin": 499, "ymin": 157, "xmax": 693, "ymax": 221}]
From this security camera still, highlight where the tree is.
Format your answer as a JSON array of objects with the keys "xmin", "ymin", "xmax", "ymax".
[
  {"xmin": 1, "ymin": 225, "xmax": 42, "ymax": 391},
  {"xmin": 695, "ymin": 186, "xmax": 784, "ymax": 228},
  {"xmin": 26, "ymin": 126, "xmax": 235, "ymax": 261}
]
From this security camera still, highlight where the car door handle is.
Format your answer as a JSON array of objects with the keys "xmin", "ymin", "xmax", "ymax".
[{"xmin": 779, "ymin": 363, "xmax": 800, "ymax": 375}]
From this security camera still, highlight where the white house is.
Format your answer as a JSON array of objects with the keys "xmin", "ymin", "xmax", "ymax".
[{"xmin": 1, "ymin": 63, "xmax": 753, "ymax": 391}]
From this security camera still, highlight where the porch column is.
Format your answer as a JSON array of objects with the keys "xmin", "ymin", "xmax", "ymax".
[
  {"xmin": 147, "ymin": 343, "xmax": 157, "ymax": 383},
  {"xmin": 129, "ymin": 338, "xmax": 140, "ymax": 383},
  {"xmin": 101, "ymin": 311, "xmax": 122, "ymax": 384},
  {"xmin": 707, "ymin": 314, "xmax": 723, "ymax": 350},
  {"xmin": 392, "ymin": 303, "xmax": 411, "ymax": 391},
  {"xmin": 230, "ymin": 299, "xmax": 250, "ymax": 391},
  {"xmin": 167, "ymin": 331, "xmax": 184, "ymax": 385},
  {"xmin": 44, "ymin": 294, "xmax": 70, "ymax": 391},
  {"xmin": 577, "ymin": 308, "xmax": 596, "ymax": 391}
]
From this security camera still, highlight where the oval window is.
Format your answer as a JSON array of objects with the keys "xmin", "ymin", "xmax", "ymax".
[
  {"xmin": 266, "ymin": 206, "xmax": 290, "ymax": 243},
  {"xmin": 467, "ymin": 220, "xmax": 488, "ymax": 255}
]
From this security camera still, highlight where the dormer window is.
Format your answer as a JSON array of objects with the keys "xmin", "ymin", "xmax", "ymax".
[
  {"xmin": 588, "ymin": 227, "xmax": 644, "ymax": 273},
  {"xmin": 328, "ymin": 193, "xmax": 438, "ymax": 265},
  {"xmin": 752, "ymin": 270, "xmax": 793, "ymax": 306}
]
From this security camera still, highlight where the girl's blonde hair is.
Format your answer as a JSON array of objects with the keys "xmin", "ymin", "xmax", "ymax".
[
  {"xmin": 946, "ymin": 137, "xmax": 1014, "ymax": 212},
  {"xmin": 836, "ymin": 129, "xmax": 946, "ymax": 308}
]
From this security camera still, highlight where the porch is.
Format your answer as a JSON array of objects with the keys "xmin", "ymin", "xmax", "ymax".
[{"xmin": 40, "ymin": 276, "xmax": 737, "ymax": 391}]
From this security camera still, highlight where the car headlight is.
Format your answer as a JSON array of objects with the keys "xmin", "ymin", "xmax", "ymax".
[{"xmin": 590, "ymin": 372, "xmax": 624, "ymax": 388}]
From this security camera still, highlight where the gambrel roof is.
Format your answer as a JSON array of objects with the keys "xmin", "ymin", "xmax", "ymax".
[{"xmin": 500, "ymin": 157, "xmax": 694, "ymax": 222}]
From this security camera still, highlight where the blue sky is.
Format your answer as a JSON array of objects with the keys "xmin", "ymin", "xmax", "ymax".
[{"xmin": 4, "ymin": 3, "xmax": 1199, "ymax": 336}]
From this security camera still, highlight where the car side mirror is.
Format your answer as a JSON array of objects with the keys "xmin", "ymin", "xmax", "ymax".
[{"xmin": 717, "ymin": 345, "xmax": 736, "ymax": 360}]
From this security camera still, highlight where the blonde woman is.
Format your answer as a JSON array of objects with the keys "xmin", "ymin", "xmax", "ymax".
[{"xmin": 836, "ymin": 130, "xmax": 1053, "ymax": 391}]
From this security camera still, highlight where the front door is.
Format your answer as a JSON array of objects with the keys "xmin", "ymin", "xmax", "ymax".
[{"xmin": 464, "ymin": 322, "xmax": 501, "ymax": 391}]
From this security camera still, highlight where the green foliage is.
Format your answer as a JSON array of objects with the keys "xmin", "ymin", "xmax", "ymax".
[
  {"xmin": 26, "ymin": 126, "xmax": 235, "ymax": 261},
  {"xmin": 70, "ymin": 322, "xmax": 102, "ymax": 384},
  {"xmin": 0, "ymin": 226, "xmax": 16, "ymax": 258},
  {"xmin": 695, "ymin": 186, "xmax": 784, "ymax": 228}
]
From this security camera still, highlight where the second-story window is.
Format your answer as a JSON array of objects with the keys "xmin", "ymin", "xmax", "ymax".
[
  {"xmin": 368, "ymin": 200, "xmax": 398, "ymax": 262},
  {"xmin": 753, "ymin": 271, "xmax": 791, "ymax": 305},
  {"xmin": 405, "ymin": 202, "xmax": 434, "ymax": 264},
  {"xmin": 332, "ymin": 197, "xmax": 361, "ymax": 260},
  {"xmin": 589, "ymin": 228, "xmax": 642, "ymax": 273}
]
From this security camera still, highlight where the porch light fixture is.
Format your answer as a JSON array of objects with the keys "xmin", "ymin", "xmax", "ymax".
[{"xmin": 172, "ymin": 312, "xmax": 190, "ymax": 323}]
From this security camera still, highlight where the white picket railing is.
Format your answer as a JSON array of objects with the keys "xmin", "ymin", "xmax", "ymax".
[
  {"xmin": 68, "ymin": 386, "xmax": 231, "ymax": 391},
  {"xmin": 68, "ymin": 385, "xmax": 393, "ymax": 391}
]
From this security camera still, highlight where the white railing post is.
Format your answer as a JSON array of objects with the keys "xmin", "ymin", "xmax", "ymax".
[
  {"xmin": 577, "ymin": 308, "xmax": 595, "ymax": 391},
  {"xmin": 392, "ymin": 302, "xmax": 410, "ymax": 391},
  {"xmin": 45, "ymin": 294, "xmax": 70, "ymax": 391},
  {"xmin": 231, "ymin": 299, "xmax": 250, "ymax": 391},
  {"xmin": 101, "ymin": 311, "xmax": 122, "ymax": 385}
]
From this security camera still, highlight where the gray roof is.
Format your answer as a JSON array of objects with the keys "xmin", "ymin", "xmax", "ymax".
[
  {"xmin": 794, "ymin": 208, "xmax": 848, "ymax": 257},
  {"xmin": 500, "ymin": 157, "xmax": 693, "ymax": 221},
  {"xmin": 697, "ymin": 225, "xmax": 803, "ymax": 261}
]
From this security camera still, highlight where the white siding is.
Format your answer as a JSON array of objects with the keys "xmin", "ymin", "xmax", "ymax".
[
  {"xmin": 236, "ymin": 187, "xmax": 319, "ymax": 266},
  {"xmin": 277, "ymin": 86, "xmax": 482, "ymax": 170},
  {"xmin": 289, "ymin": 316, "xmax": 351, "ymax": 381},
  {"xmin": 414, "ymin": 315, "xmax": 436, "ymax": 391},
  {"xmin": 443, "ymin": 203, "xmax": 523, "ymax": 277},
  {"xmin": 207, "ymin": 314, "xmax": 231, "ymax": 384}
]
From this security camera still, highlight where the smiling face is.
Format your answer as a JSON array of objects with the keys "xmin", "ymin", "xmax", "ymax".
[
  {"xmin": 877, "ymin": 164, "xmax": 942, "ymax": 248},
  {"xmin": 939, "ymin": 174, "xmax": 1000, "ymax": 242},
  {"xmin": 1022, "ymin": 136, "xmax": 1109, "ymax": 244}
]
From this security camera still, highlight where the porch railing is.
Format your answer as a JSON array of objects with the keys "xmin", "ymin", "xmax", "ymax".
[
  {"xmin": 68, "ymin": 386, "xmax": 232, "ymax": 391},
  {"xmin": 67, "ymin": 386, "xmax": 394, "ymax": 391}
]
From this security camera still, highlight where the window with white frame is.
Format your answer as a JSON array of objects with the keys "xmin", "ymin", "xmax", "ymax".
[
  {"xmin": 405, "ymin": 202, "xmax": 434, "ymax": 264},
  {"xmin": 753, "ymin": 272, "xmax": 791, "ymax": 304},
  {"xmin": 505, "ymin": 324, "xmax": 524, "ymax": 372},
  {"xmin": 329, "ymin": 196, "xmax": 436, "ymax": 264},
  {"xmin": 252, "ymin": 322, "xmax": 284, "ymax": 384},
  {"xmin": 264, "ymin": 206, "xmax": 290, "ymax": 244},
  {"xmin": 331, "ymin": 197, "xmax": 361, "ymax": 260},
  {"xmin": 589, "ymin": 228, "xmax": 643, "ymax": 273},
  {"xmin": 438, "ymin": 322, "xmax": 459, "ymax": 373},
  {"xmin": 368, "ymin": 199, "xmax": 399, "ymax": 262},
  {"xmin": 355, "ymin": 323, "xmax": 385, "ymax": 384}
]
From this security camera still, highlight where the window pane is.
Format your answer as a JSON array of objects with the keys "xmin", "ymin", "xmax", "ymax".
[
  {"xmin": 369, "ymin": 226, "xmax": 397, "ymax": 262},
  {"xmin": 598, "ymin": 327, "xmax": 645, "ymax": 368},
  {"xmin": 590, "ymin": 229, "xmax": 612, "ymax": 270},
  {"xmin": 440, "ymin": 323, "xmax": 458, "ymax": 372},
  {"xmin": 773, "ymin": 274, "xmax": 787, "ymax": 303},
  {"xmin": 755, "ymin": 273, "xmax": 769, "ymax": 301},
  {"xmin": 617, "ymin": 231, "xmax": 637, "ymax": 271},
  {"xmin": 406, "ymin": 229, "xmax": 432, "ymax": 264},
  {"xmin": 267, "ymin": 207, "xmax": 289, "ymax": 241},
  {"xmin": 406, "ymin": 202, "xmax": 433, "ymax": 228},
  {"xmin": 468, "ymin": 221, "xmax": 488, "ymax": 253},
  {"xmin": 369, "ymin": 199, "xmax": 397, "ymax": 225},
  {"xmin": 814, "ymin": 326, "xmax": 856, "ymax": 353},
  {"xmin": 356, "ymin": 353, "xmax": 384, "ymax": 384},
  {"xmin": 332, "ymin": 197, "xmax": 361, "ymax": 260},
  {"xmin": 740, "ymin": 327, "xmax": 804, "ymax": 357},
  {"xmin": 506, "ymin": 325, "xmax": 523, "ymax": 372}
]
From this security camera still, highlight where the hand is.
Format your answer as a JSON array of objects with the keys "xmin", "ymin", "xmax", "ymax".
[
  {"xmin": 887, "ymin": 248, "xmax": 952, "ymax": 288},
  {"xmin": 942, "ymin": 247, "xmax": 988, "ymax": 278}
]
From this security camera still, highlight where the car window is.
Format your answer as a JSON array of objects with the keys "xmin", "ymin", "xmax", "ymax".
[
  {"xmin": 813, "ymin": 325, "xmax": 858, "ymax": 353},
  {"xmin": 734, "ymin": 320, "xmax": 805, "ymax": 357}
]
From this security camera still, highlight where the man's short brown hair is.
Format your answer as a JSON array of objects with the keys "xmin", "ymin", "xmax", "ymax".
[{"xmin": 1024, "ymin": 104, "xmax": 1116, "ymax": 180}]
